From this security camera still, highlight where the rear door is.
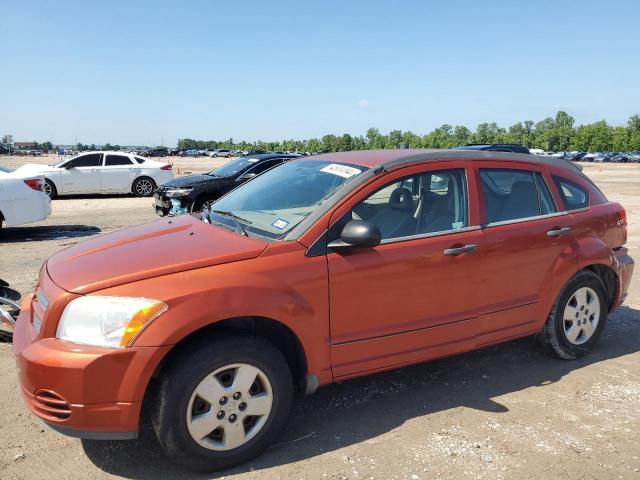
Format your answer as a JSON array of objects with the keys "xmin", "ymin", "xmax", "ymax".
[
  {"xmin": 101, "ymin": 154, "xmax": 139, "ymax": 192},
  {"xmin": 58, "ymin": 153, "xmax": 103, "ymax": 193},
  {"xmin": 472, "ymin": 162, "xmax": 577, "ymax": 346}
]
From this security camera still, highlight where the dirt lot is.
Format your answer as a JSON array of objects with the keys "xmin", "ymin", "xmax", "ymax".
[{"xmin": 1, "ymin": 156, "xmax": 639, "ymax": 480}]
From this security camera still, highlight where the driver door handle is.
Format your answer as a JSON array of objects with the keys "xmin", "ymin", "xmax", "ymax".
[
  {"xmin": 443, "ymin": 244, "xmax": 477, "ymax": 256},
  {"xmin": 547, "ymin": 227, "xmax": 571, "ymax": 237}
]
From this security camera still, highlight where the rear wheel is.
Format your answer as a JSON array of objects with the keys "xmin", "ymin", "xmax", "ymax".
[
  {"xmin": 43, "ymin": 179, "xmax": 57, "ymax": 198},
  {"xmin": 539, "ymin": 270, "xmax": 607, "ymax": 359},
  {"xmin": 151, "ymin": 335, "xmax": 293, "ymax": 472},
  {"xmin": 132, "ymin": 177, "xmax": 156, "ymax": 197}
]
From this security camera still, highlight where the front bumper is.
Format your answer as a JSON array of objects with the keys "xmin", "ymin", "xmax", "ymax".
[
  {"xmin": 13, "ymin": 302, "xmax": 170, "ymax": 439},
  {"xmin": 153, "ymin": 191, "xmax": 189, "ymax": 216}
]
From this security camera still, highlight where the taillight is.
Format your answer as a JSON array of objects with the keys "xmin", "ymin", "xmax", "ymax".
[
  {"xmin": 160, "ymin": 164, "xmax": 172, "ymax": 171},
  {"xmin": 23, "ymin": 178, "xmax": 44, "ymax": 191},
  {"xmin": 618, "ymin": 207, "xmax": 627, "ymax": 244}
]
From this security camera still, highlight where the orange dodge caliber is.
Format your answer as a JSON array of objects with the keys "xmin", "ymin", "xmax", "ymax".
[{"xmin": 14, "ymin": 150, "xmax": 634, "ymax": 471}]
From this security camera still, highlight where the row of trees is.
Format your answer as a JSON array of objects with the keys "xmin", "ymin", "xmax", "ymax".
[
  {"xmin": 5, "ymin": 112, "xmax": 640, "ymax": 154},
  {"xmin": 178, "ymin": 112, "xmax": 640, "ymax": 153}
]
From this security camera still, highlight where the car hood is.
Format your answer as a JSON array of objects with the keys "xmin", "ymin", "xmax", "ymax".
[
  {"xmin": 160, "ymin": 174, "xmax": 224, "ymax": 189},
  {"xmin": 46, "ymin": 214, "xmax": 268, "ymax": 294}
]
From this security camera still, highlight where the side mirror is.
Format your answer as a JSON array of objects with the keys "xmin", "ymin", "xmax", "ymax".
[
  {"xmin": 327, "ymin": 220, "xmax": 382, "ymax": 249},
  {"xmin": 64, "ymin": 164, "xmax": 75, "ymax": 170}
]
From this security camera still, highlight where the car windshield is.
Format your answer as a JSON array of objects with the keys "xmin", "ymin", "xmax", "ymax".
[
  {"xmin": 209, "ymin": 157, "xmax": 261, "ymax": 177},
  {"xmin": 208, "ymin": 159, "xmax": 368, "ymax": 239}
]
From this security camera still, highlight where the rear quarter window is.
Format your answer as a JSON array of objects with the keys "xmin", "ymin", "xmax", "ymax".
[{"xmin": 552, "ymin": 176, "xmax": 589, "ymax": 210}]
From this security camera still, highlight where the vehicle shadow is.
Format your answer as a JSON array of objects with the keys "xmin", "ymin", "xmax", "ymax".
[
  {"xmin": 82, "ymin": 305, "xmax": 640, "ymax": 479},
  {"xmin": 52, "ymin": 194, "xmax": 139, "ymax": 200},
  {"xmin": 0, "ymin": 225, "xmax": 101, "ymax": 243}
]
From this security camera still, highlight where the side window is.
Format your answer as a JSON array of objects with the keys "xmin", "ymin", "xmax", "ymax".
[
  {"xmin": 534, "ymin": 172, "xmax": 557, "ymax": 214},
  {"xmin": 66, "ymin": 153, "xmax": 103, "ymax": 168},
  {"xmin": 248, "ymin": 159, "xmax": 283, "ymax": 176},
  {"xmin": 552, "ymin": 176, "xmax": 589, "ymax": 210},
  {"xmin": 351, "ymin": 169, "xmax": 468, "ymax": 241},
  {"xmin": 480, "ymin": 169, "xmax": 551, "ymax": 223},
  {"xmin": 104, "ymin": 154, "xmax": 133, "ymax": 166}
]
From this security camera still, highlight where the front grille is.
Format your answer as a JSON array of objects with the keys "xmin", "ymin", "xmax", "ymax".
[{"xmin": 28, "ymin": 389, "xmax": 71, "ymax": 420}]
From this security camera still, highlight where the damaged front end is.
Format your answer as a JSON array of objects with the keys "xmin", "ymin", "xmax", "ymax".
[{"xmin": 0, "ymin": 279, "xmax": 21, "ymax": 342}]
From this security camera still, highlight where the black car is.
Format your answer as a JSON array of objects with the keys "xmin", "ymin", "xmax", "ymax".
[
  {"xmin": 154, "ymin": 153, "xmax": 298, "ymax": 216},
  {"xmin": 145, "ymin": 147, "xmax": 169, "ymax": 157},
  {"xmin": 451, "ymin": 143, "xmax": 531, "ymax": 154}
]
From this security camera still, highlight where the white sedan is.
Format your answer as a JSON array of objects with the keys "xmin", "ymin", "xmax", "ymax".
[
  {"xmin": 16, "ymin": 151, "xmax": 175, "ymax": 198},
  {"xmin": 0, "ymin": 166, "xmax": 51, "ymax": 229}
]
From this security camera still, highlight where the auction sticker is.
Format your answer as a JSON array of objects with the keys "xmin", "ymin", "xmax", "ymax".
[
  {"xmin": 271, "ymin": 218, "xmax": 289, "ymax": 230},
  {"xmin": 320, "ymin": 163, "xmax": 362, "ymax": 178}
]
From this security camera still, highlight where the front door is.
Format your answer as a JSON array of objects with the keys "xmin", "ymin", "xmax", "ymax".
[
  {"xmin": 58, "ymin": 153, "xmax": 103, "ymax": 193},
  {"xmin": 327, "ymin": 163, "xmax": 483, "ymax": 378}
]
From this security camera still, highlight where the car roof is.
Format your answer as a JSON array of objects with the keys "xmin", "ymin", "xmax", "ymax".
[{"xmin": 301, "ymin": 149, "xmax": 580, "ymax": 172}]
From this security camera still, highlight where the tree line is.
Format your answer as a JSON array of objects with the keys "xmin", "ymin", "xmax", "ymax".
[{"xmin": 178, "ymin": 112, "xmax": 640, "ymax": 153}]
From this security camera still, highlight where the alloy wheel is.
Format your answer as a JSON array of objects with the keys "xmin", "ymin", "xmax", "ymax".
[
  {"xmin": 562, "ymin": 286, "xmax": 600, "ymax": 345},
  {"xmin": 186, "ymin": 363, "xmax": 273, "ymax": 451},
  {"xmin": 135, "ymin": 179, "xmax": 154, "ymax": 196},
  {"xmin": 43, "ymin": 181, "xmax": 53, "ymax": 197}
]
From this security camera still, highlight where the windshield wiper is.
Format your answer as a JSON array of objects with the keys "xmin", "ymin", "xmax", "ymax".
[{"xmin": 210, "ymin": 210, "xmax": 252, "ymax": 236}]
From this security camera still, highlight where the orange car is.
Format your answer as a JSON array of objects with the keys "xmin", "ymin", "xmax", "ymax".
[{"xmin": 14, "ymin": 150, "xmax": 634, "ymax": 471}]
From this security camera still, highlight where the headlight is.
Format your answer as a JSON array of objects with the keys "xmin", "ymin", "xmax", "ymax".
[
  {"xmin": 56, "ymin": 296, "xmax": 167, "ymax": 348},
  {"xmin": 165, "ymin": 188, "xmax": 192, "ymax": 198}
]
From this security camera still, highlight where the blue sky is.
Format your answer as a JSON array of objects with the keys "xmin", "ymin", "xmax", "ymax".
[{"xmin": 1, "ymin": 0, "xmax": 639, "ymax": 146}]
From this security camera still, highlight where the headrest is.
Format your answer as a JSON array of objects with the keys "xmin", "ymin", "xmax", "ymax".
[{"xmin": 389, "ymin": 187, "xmax": 413, "ymax": 212}]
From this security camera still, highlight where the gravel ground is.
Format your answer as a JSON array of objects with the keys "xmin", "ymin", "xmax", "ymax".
[{"xmin": 0, "ymin": 157, "xmax": 639, "ymax": 480}]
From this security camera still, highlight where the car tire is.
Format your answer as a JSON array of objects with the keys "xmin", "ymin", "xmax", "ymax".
[
  {"xmin": 132, "ymin": 177, "xmax": 156, "ymax": 197},
  {"xmin": 225, "ymin": 154, "xmax": 231, "ymax": 158},
  {"xmin": 151, "ymin": 334, "xmax": 293, "ymax": 472},
  {"xmin": 192, "ymin": 194, "xmax": 219, "ymax": 213},
  {"xmin": 43, "ymin": 179, "xmax": 57, "ymax": 199},
  {"xmin": 538, "ymin": 270, "xmax": 608, "ymax": 359}
]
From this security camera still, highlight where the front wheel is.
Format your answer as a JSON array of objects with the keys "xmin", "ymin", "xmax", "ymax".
[
  {"xmin": 151, "ymin": 335, "xmax": 293, "ymax": 472},
  {"xmin": 132, "ymin": 177, "xmax": 156, "ymax": 197},
  {"xmin": 539, "ymin": 270, "xmax": 607, "ymax": 359}
]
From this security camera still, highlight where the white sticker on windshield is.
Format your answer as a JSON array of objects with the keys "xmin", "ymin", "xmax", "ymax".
[
  {"xmin": 320, "ymin": 164, "xmax": 362, "ymax": 178},
  {"xmin": 247, "ymin": 158, "xmax": 259, "ymax": 163},
  {"xmin": 271, "ymin": 219, "xmax": 289, "ymax": 230}
]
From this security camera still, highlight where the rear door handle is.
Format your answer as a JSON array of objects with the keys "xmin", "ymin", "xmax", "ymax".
[
  {"xmin": 547, "ymin": 227, "xmax": 571, "ymax": 237},
  {"xmin": 443, "ymin": 244, "xmax": 477, "ymax": 256}
]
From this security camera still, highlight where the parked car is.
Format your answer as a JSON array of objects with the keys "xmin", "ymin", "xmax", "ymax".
[
  {"xmin": 0, "ymin": 166, "xmax": 51, "ymax": 229},
  {"xmin": 452, "ymin": 143, "xmax": 531, "ymax": 154},
  {"xmin": 582, "ymin": 153, "xmax": 596, "ymax": 162},
  {"xmin": 593, "ymin": 153, "xmax": 607, "ymax": 163},
  {"xmin": 210, "ymin": 149, "xmax": 233, "ymax": 158},
  {"xmin": 13, "ymin": 150, "xmax": 633, "ymax": 471},
  {"xmin": 609, "ymin": 153, "xmax": 628, "ymax": 163},
  {"xmin": 627, "ymin": 152, "xmax": 640, "ymax": 162},
  {"xmin": 15, "ymin": 151, "xmax": 174, "ymax": 198},
  {"xmin": 154, "ymin": 153, "xmax": 297, "ymax": 215},
  {"xmin": 144, "ymin": 147, "xmax": 169, "ymax": 157}
]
